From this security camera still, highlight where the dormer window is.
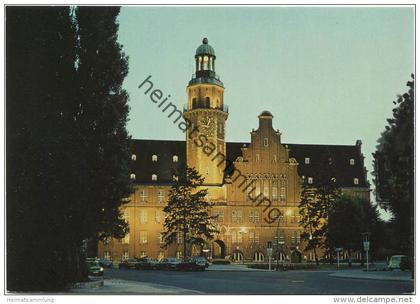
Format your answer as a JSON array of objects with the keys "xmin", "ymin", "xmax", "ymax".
[
  {"xmin": 350, "ymin": 158, "xmax": 355, "ymax": 166},
  {"xmin": 152, "ymin": 155, "xmax": 157, "ymax": 162},
  {"xmin": 305, "ymin": 157, "xmax": 310, "ymax": 164},
  {"xmin": 308, "ymin": 177, "xmax": 313, "ymax": 184},
  {"xmin": 263, "ymin": 138, "xmax": 269, "ymax": 147},
  {"xmin": 353, "ymin": 178, "xmax": 359, "ymax": 185},
  {"xmin": 131, "ymin": 154, "xmax": 136, "ymax": 161},
  {"xmin": 152, "ymin": 174, "xmax": 157, "ymax": 181},
  {"xmin": 173, "ymin": 155, "xmax": 178, "ymax": 163},
  {"xmin": 130, "ymin": 173, "xmax": 136, "ymax": 180}
]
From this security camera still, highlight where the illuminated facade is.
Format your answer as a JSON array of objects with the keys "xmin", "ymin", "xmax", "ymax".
[{"xmin": 98, "ymin": 38, "xmax": 370, "ymax": 263}]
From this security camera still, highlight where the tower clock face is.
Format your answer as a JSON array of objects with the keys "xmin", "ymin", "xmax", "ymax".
[{"xmin": 200, "ymin": 115, "xmax": 216, "ymax": 137}]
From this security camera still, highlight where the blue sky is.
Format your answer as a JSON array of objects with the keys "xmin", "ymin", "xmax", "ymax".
[{"xmin": 117, "ymin": 6, "xmax": 414, "ymax": 216}]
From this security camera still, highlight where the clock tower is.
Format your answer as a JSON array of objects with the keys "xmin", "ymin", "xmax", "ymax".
[{"xmin": 183, "ymin": 38, "xmax": 228, "ymax": 202}]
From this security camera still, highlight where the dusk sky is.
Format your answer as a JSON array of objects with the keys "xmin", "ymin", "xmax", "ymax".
[{"xmin": 117, "ymin": 6, "xmax": 414, "ymax": 217}]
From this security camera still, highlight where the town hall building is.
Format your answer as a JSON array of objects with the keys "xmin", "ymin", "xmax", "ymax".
[{"xmin": 98, "ymin": 38, "xmax": 370, "ymax": 263}]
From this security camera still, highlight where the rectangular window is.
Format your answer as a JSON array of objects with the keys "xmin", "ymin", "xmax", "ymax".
[
  {"xmin": 350, "ymin": 158, "xmax": 355, "ymax": 165},
  {"xmin": 139, "ymin": 231, "xmax": 148, "ymax": 244},
  {"xmin": 213, "ymin": 210, "xmax": 224, "ymax": 222},
  {"xmin": 122, "ymin": 251, "xmax": 129, "ymax": 260},
  {"xmin": 139, "ymin": 210, "xmax": 148, "ymax": 224},
  {"xmin": 255, "ymin": 181, "xmax": 261, "ymax": 197},
  {"xmin": 263, "ymin": 138, "xmax": 269, "ymax": 147},
  {"xmin": 354, "ymin": 178, "xmax": 359, "ymax": 185},
  {"xmin": 291, "ymin": 231, "xmax": 301, "ymax": 245},
  {"xmin": 305, "ymin": 157, "xmax": 310, "ymax": 164},
  {"xmin": 280, "ymin": 179, "xmax": 286, "ymax": 201},
  {"xmin": 157, "ymin": 190, "xmax": 164, "ymax": 203},
  {"xmin": 248, "ymin": 210, "xmax": 260, "ymax": 223},
  {"xmin": 263, "ymin": 180, "xmax": 269, "ymax": 197},
  {"xmin": 177, "ymin": 232, "xmax": 183, "ymax": 244},
  {"xmin": 272, "ymin": 186, "xmax": 278, "ymax": 201},
  {"xmin": 308, "ymin": 177, "xmax": 313, "ymax": 184},
  {"xmin": 232, "ymin": 210, "xmax": 243, "ymax": 223},
  {"xmin": 249, "ymin": 231, "xmax": 260, "ymax": 243},
  {"xmin": 104, "ymin": 251, "xmax": 111, "ymax": 260},
  {"xmin": 290, "ymin": 211, "xmax": 299, "ymax": 224},
  {"xmin": 155, "ymin": 210, "xmax": 161, "ymax": 223},
  {"xmin": 140, "ymin": 189, "xmax": 148, "ymax": 202},
  {"xmin": 232, "ymin": 231, "xmax": 243, "ymax": 243},
  {"xmin": 256, "ymin": 154, "xmax": 260, "ymax": 161}
]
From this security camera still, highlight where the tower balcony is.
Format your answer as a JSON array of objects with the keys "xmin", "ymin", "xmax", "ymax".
[{"xmin": 183, "ymin": 102, "xmax": 229, "ymax": 113}]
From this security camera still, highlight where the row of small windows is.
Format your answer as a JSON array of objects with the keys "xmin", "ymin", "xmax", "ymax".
[
  {"xmin": 212, "ymin": 209, "xmax": 299, "ymax": 224},
  {"xmin": 131, "ymin": 154, "xmax": 179, "ymax": 163},
  {"xmin": 130, "ymin": 174, "xmax": 157, "ymax": 181},
  {"xmin": 305, "ymin": 176, "xmax": 359, "ymax": 185},
  {"xmin": 304, "ymin": 157, "xmax": 356, "ymax": 166}
]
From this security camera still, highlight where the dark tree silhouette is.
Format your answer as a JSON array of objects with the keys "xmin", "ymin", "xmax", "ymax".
[
  {"xmin": 6, "ymin": 6, "xmax": 132, "ymax": 291},
  {"xmin": 162, "ymin": 167, "xmax": 218, "ymax": 258},
  {"xmin": 373, "ymin": 74, "xmax": 414, "ymax": 275}
]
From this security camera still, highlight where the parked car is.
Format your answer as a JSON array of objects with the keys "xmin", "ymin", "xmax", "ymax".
[
  {"xmin": 86, "ymin": 260, "xmax": 104, "ymax": 276},
  {"xmin": 388, "ymin": 255, "xmax": 409, "ymax": 270},
  {"xmin": 98, "ymin": 259, "xmax": 113, "ymax": 268},
  {"xmin": 156, "ymin": 257, "xmax": 181, "ymax": 270},
  {"xmin": 191, "ymin": 256, "xmax": 209, "ymax": 270},
  {"xmin": 135, "ymin": 257, "xmax": 158, "ymax": 270},
  {"xmin": 177, "ymin": 258, "xmax": 198, "ymax": 271},
  {"xmin": 119, "ymin": 258, "xmax": 140, "ymax": 269}
]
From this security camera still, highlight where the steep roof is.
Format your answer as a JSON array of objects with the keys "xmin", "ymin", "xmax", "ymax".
[{"xmin": 130, "ymin": 139, "xmax": 369, "ymax": 188}]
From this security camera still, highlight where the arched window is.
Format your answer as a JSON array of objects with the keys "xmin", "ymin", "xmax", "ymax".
[
  {"xmin": 254, "ymin": 252, "xmax": 265, "ymax": 262},
  {"xmin": 131, "ymin": 154, "xmax": 136, "ymax": 161},
  {"xmin": 233, "ymin": 251, "xmax": 244, "ymax": 263},
  {"xmin": 198, "ymin": 56, "xmax": 202, "ymax": 71},
  {"xmin": 353, "ymin": 178, "xmax": 359, "ymax": 185},
  {"xmin": 203, "ymin": 56, "xmax": 209, "ymax": 70},
  {"xmin": 152, "ymin": 155, "xmax": 157, "ymax": 162},
  {"xmin": 173, "ymin": 155, "xmax": 178, "ymax": 162},
  {"xmin": 308, "ymin": 177, "xmax": 313, "ymax": 184},
  {"xmin": 152, "ymin": 174, "xmax": 157, "ymax": 181},
  {"xmin": 350, "ymin": 158, "xmax": 355, "ymax": 165},
  {"xmin": 130, "ymin": 173, "xmax": 136, "ymax": 180}
]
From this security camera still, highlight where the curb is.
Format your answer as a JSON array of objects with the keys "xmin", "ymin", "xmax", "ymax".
[
  {"xmin": 328, "ymin": 273, "xmax": 414, "ymax": 282},
  {"xmin": 71, "ymin": 279, "xmax": 104, "ymax": 289}
]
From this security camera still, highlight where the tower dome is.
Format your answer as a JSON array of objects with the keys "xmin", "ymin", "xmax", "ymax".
[
  {"xmin": 259, "ymin": 110, "xmax": 273, "ymax": 118},
  {"xmin": 190, "ymin": 37, "xmax": 223, "ymax": 87},
  {"xmin": 195, "ymin": 38, "xmax": 215, "ymax": 56}
]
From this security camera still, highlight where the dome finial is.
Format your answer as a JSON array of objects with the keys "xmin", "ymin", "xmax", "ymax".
[{"xmin": 202, "ymin": 37, "xmax": 208, "ymax": 44}]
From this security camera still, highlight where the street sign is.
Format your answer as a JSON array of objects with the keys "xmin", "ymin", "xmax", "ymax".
[
  {"xmin": 363, "ymin": 241, "xmax": 370, "ymax": 251},
  {"xmin": 267, "ymin": 248, "xmax": 273, "ymax": 257}
]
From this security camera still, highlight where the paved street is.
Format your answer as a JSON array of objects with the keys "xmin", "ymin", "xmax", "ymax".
[{"xmin": 100, "ymin": 267, "xmax": 414, "ymax": 295}]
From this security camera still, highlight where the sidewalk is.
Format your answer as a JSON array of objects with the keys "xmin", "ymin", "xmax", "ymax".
[
  {"xmin": 329, "ymin": 269, "xmax": 413, "ymax": 282},
  {"xmin": 207, "ymin": 264, "xmax": 267, "ymax": 272},
  {"xmin": 70, "ymin": 279, "xmax": 202, "ymax": 294}
]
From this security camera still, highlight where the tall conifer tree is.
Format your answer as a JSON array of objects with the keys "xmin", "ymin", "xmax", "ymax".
[{"xmin": 162, "ymin": 167, "xmax": 218, "ymax": 258}]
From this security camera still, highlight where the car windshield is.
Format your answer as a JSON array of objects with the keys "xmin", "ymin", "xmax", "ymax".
[
  {"xmin": 87, "ymin": 261, "xmax": 99, "ymax": 267},
  {"xmin": 391, "ymin": 256, "xmax": 401, "ymax": 261}
]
